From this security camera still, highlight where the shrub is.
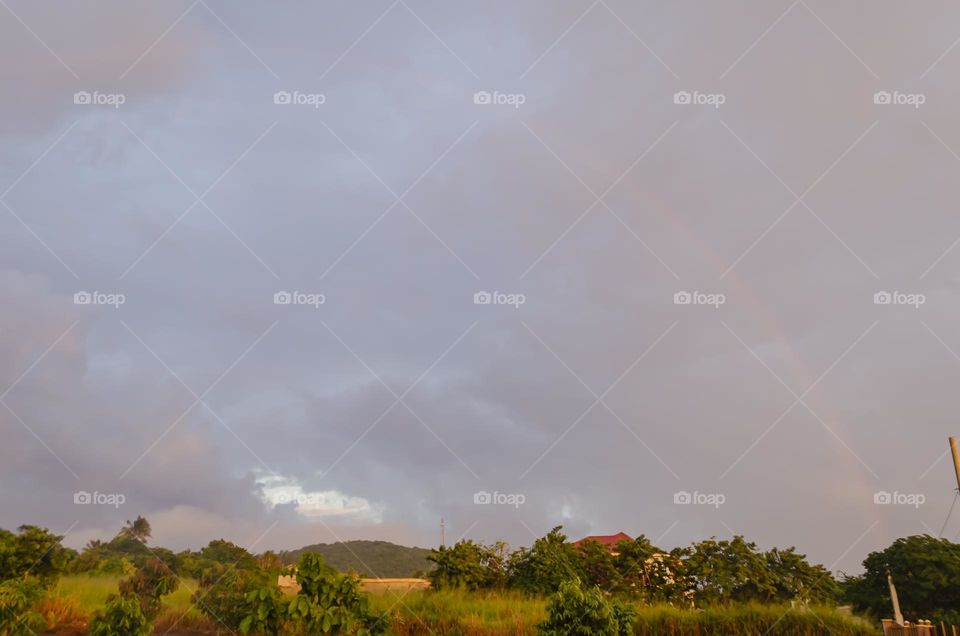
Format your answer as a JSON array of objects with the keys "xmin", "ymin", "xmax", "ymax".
[
  {"xmin": 0, "ymin": 578, "xmax": 45, "ymax": 636},
  {"xmin": 287, "ymin": 552, "xmax": 387, "ymax": 635},
  {"xmin": 238, "ymin": 585, "xmax": 286, "ymax": 635},
  {"xmin": 193, "ymin": 566, "xmax": 270, "ymax": 630},
  {"xmin": 538, "ymin": 578, "xmax": 634, "ymax": 636},
  {"xmin": 118, "ymin": 557, "xmax": 178, "ymax": 620},
  {"xmin": 88, "ymin": 594, "xmax": 151, "ymax": 636}
]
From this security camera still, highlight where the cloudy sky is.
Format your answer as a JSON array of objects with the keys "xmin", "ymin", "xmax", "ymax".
[{"xmin": 3, "ymin": 0, "xmax": 960, "ymax": 574}]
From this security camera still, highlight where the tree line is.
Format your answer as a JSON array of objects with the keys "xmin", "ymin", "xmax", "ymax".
[{"xmin": 428, "ymin": 526, "xmax": 960, "ymax": 623}]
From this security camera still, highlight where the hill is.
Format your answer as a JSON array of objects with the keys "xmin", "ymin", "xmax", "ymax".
[{"xmin": 280, "ymin": 540, "xmax": 434, "ymax": 578}]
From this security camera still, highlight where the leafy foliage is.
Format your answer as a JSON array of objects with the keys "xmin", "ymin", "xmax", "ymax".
[
  {"xmin": 426, "ymin": 528, "xmax": 839, "ymax": 607},
  {"xmin": 843, "ymin": 534, "xmax": 960, "ymax": 623},
  {"xmin": 287, "ymin": 552, "xmax": 388, "ymax": 635},
  {"xmin": 88, "ymin": 594, "xmax": 151, "ymax": 636},
  {"xmin": 118, "ymin": 557, "xmax": 178, "ymax": 620},
  {"xmin": 0, "ymin": 578, "xmax": 45, "ymax": 636},
  {"xmin": 427, "ymin": 540, "xmax": 509, "ymax": 590},
  {"xmin": 0, "ymin": 526, "xmax": 69, "ymax": 586},
  {"xmin": 120, "ymin": 517, "xmax": 152, "ymax": 544},
  {"xmin": 510, "ymin": 527, "xmax": 584, "ymax": 595},
  {"xmin": 69, "ymin": 518, "xmax": 166, "ymax": 575},
  {"xmin": 537, "ymin": 578, "xmax": 635, "ymax": 636},
  {"xmin": 193, "ymin": 566, "xmax": 272, "ymax": 631},
  {"xmin": 238, "ymin": 584, "xmax": 286, "ymax": 635}
]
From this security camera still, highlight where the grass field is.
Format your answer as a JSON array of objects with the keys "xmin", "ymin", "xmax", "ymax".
[
  {"xmin": 53, "ymin": 574, "xmax": 199, "ymax": 614},
  {"xmin": 370, "ymin": 590, "xmax": 881, "ymax": 636},
  {"xmin": 45, "ymin": 576, "xmax": 881, "ymax": 635}
]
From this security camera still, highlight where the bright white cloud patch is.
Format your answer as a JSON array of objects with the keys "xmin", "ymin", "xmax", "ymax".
[{"xmin": 257, "ymin": 474, "xmax": 382, "ymax": 523}]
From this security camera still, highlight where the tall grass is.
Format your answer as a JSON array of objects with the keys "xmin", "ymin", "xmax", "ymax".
[
  {"xmin": 49, "ymin": 576, "xmax": 881, "ymax": 635},
  {"xmin": 371, "ymin": 589, "xmax": 546, "ymax": 635},
  {"xmin": 53, "ymin": 574, "xmax": 199, "ymax": 613},
  {"xmin": 631, "ymin": 604, "xmax": 879, "ymax": 636},
  {"xmin": 374, "ymin": 590, "xmax": 880, "ymax": 636}
]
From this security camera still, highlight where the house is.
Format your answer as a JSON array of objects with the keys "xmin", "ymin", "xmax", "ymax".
[{"xmin": 574, "ymin": 532, "xmax": 632, "ymax": 555}]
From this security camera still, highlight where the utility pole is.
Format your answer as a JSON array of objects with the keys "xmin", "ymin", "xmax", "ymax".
[
  {"xmin": 950, "ymin": 437, "xmax": 960, "ymax": 494},
  {"xmin": 440, "ymin": 517, "xmax": 445, "ymax": 548},
  {"xmin": 887, "ymin": 572, "xmax": 904, "ymax": 626}
]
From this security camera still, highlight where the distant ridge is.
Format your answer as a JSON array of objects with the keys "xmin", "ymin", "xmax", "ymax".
[{"xmin": 280, "ymin": 540, "xmax": 434, "ymax": 578}]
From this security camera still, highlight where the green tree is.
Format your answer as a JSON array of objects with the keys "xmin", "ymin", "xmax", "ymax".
[
  {"xmin": 575, "ymin": 540, "xmax": 620, "ymax": 591},
  {"xmin": 9, "ymin": 526, "xmax": 68, "ymax": 586},
  {"xmin": 199, "ymin": 539, "xmax": 259, "ymax": 570},
  {"xmin": 680, "ymin": 536, "xmax": 774, "ymax": 604},
  {"xmin": 843, "ymin": 535, "xmax": 960, "ymax": 623},
  {"xmin": 120, "ymin": 517, "xmax": 152, "ymax": 544},
  {"xmin": 509, "ymin": 527, "xmax": 584, "ymax": 594},
  {"xmin": 765, "ymin": 546, "xmax": 838, "ymax": 604},
  {"xmin": 427, "ymin": 540, "xmax": 508, "ymax": 590}
]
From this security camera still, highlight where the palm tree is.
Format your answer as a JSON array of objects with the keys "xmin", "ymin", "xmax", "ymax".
[{"xmin": 121, "ymin": 516, "xmax": 152, "ymax": 544}]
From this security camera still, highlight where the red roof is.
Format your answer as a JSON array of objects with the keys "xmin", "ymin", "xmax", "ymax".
[{"xmin": 574, "ymin": 532, "xmax": 632, "ymax": 549}]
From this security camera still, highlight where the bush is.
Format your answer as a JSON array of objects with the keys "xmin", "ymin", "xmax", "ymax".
[
  {"xmin": 538, "ymin": 578, "xmax": 634, "ymax": 636},
  {"xmin": 119, "ymin": 557, "xmax": 178, "ymax": 620},
  {"xmin": 287, "ymin": 552, "xmax": 387, "ymax": 635},
  {"xmin": 193, "ymin": 566, "xmax": 270, "ymax": 631},
  {"xmin": 238, "ymin": 585, "xmax": 285, "ymax": 635},
  {"xmin": 0, "ymin": 578, "xmax": 45, "ymax": 636},
  {"xmin": 88, "ymin": 594, "xmax": 151, "ymax": 636}
]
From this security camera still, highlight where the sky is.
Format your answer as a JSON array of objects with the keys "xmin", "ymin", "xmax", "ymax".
[{"xmin": 2, "ymin": 0, "xmax": 960, "ymax": 575}]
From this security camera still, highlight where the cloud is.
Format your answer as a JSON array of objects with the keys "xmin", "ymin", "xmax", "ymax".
[{"xmin": 4, "ymin": 1, "xmax": 960, "ymax": 573}]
